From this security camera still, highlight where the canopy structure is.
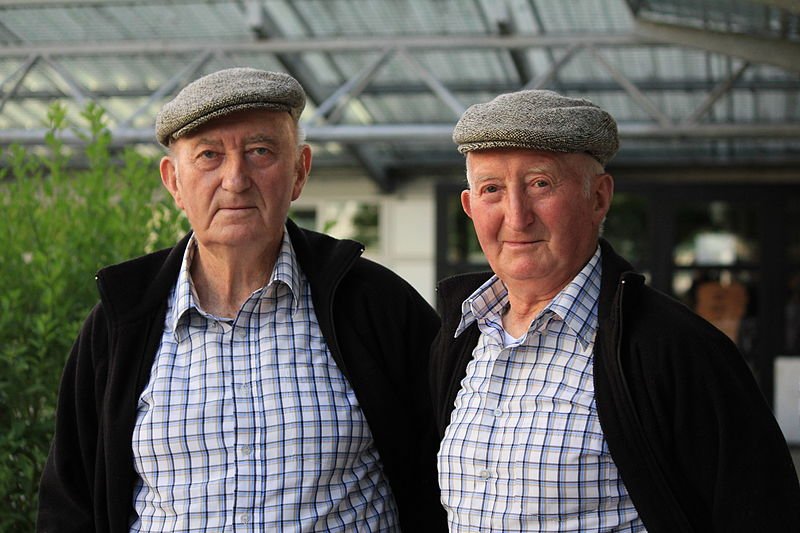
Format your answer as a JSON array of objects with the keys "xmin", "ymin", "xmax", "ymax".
[{"xmin": 1, "ymin": 0, "xmax": 798, "ymax": 190}]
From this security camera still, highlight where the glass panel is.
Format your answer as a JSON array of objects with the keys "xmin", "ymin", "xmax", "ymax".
[
  {"xmin": 788, "ymin": 203, "xmax": 800, "ymax": 264},
  {"xmin": 674, "ymin": 268, "xmax": 759, "ymax": 368},
  {"xmin": 290, "ymin": 206, "xmax": 317, "ymax": 231},
  {"xmin": 604, "ymin": 192, "xmax": 651, "ymax": 269},
  {"xmin": 788, "ymin": 271, "xmax": 800, "ymax": 355},
  {"xmin": 318, "ymin": 201, "xmax": 381, "ymax": 252},
  {"xmin": 444, "ymin": 191, "xmax": 486, "ymax": 267},
  {"xmin": 673, "ymin": 200, "xmax": 759, "ymax": 266}
]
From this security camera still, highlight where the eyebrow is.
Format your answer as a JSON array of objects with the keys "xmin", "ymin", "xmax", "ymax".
[
  {"xmin": 191, "ymin": 133, "xmax": 281, "ymax": 148},
  {"xmin": 243, "ymin": 133, "xmax": 281, "ymax": 145}
]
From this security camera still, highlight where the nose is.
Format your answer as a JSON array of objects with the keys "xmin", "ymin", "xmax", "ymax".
[
  {"xmin": 505, "ymin": 185, "xmax": 534, "ymax": 230},
  {"xmin": 220, "ymin": 153, "xmax": 251, "ymax": 193}
]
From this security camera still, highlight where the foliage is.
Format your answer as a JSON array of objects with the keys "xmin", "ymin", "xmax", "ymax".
[{"xmin": 0, "ymin": 102, "xmax": 188, "ymax": 529}]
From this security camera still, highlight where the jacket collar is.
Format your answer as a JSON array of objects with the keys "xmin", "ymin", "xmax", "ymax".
[
  {"xmin": 95, "ymin": 219, "xmax": 364, "ymax": 325},
  {"xmin": 596, "ymin": 238, "xmax": 643, "ymax": 322},
  {"xmin": 437, "ymin": 238, "xmax": 642, "ymax": 327}
]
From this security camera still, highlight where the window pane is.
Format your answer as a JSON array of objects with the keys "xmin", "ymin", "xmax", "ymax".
[
  {"xmin": 788, "ymin": 272, "xmax": 800, "ymax": 354},
  {"xmin": 674, "ymin": 268, "xmax": 759, "ymax": 369},
  {"xmin": 604, "ymin": 192, "xmax": 651, "ymax": 269},
  {"xmin": 318, "ymin": 201, "xmax": 381, "ymax": 252},
  {"xmin": 291, "ymin": 207, "xmax": 317, "ymax": 231},
  {"xmin": 787, "ymin": 203, "xmax": 800, "ymax": 264},
  {"xmin": 444, "ymin": 192, "xmax": 485, "ymax": 267},
  {"xmin": 673, "ymin": 200, "xmax": 759, "ymax": 266}
]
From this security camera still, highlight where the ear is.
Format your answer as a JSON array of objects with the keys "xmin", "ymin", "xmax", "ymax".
[
  {"xmin": 291, "ymin": 144, "xmax": 312, "ymax": 201},
  {"xmin": 160, "ymin": 155, "xmax": 184, "ymax": 210},
  {"xmin": 460, "ymin": 188, "xmax": 473, "ymax": 219},
  {"xmin": 592, "ymin": 172, "xmax": 614, "ymax": 225}
]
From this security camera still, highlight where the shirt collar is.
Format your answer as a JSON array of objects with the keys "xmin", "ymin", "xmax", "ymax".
[
  {"xmin": 167, "ymin": 228, "xmax": 302, "ymax": 338},
  {"xmin": 455, "ymin": 246, "xmax": 602, "ymax": 349}
]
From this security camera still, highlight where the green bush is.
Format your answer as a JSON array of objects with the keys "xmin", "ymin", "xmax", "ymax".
[{"xmin": 0, "ymin": 103, "xmax": 188, "ymax": 529}]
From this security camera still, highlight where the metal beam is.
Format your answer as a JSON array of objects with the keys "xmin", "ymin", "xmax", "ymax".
[
  {"xmin": 0, "ymin": 55, "xmax": 38, "ymax": 114},
  {"xmin": 683, "ymin": 62, "xmax": 751, "ymax": 125},
  {"xmin": 2, "ymin": 122, "xmax": 799, "ymax": 146},
  {"xmin": 745, "ymin": 0, "xmax": 800, "ymax": 14},
  {"xmin": 634, "ymin": 18, "xmax": 800, "ymax": 73},
  {"xmin": 4, "ymin": 76, "xmax": 799, "ymax": 101},
  {"xmin": 397, "ymin": 49, "xmax": 466, "ymax": 117},
  {"xmin": 523, "ymin": 43, "xmax": 581, "ymax": 90},
  {"xmin": 307, "ymin": 48, "xmax": 395, "ymax": 125},
  {"xmin": 589, "ymin": 48, "xmax": 673, "ymax": 129},
  {"xmin": 116, "ymin": 50, "xmax": 214, "ymax": 129},
  {"xmin": 0, "ymin": 0, "xmax": 223, "ymax": 5},
  {"xmin": 0, "ymin": 34, "xmax": 648, "ymax": 59}
]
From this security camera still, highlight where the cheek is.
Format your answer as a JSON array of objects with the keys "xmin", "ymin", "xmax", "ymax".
[{"xmin": 470, "ymin": 210, "xmax": 502, "ymax": 246}]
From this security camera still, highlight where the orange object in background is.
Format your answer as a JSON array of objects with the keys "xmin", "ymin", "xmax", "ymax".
[{"xmin": 694, "ymin": 280, "xmax": 748, "ymax": 342}]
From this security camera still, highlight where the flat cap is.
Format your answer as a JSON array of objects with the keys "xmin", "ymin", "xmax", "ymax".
[
  {"xmin": 155, "ymin": 67, "xmax": 306, "ymax": 146},
  {"xmin": 453, "ymin": 89, "xmax": 619, "ymax": 166}
]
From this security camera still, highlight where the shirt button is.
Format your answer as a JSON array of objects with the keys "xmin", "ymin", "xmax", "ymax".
[
  {"xmin": 478, "ymin": 469, "xmax": 491, "ymax": 480},
  {"xmin": 493, "ymin": 407, "xmax": 502, "ymax": 417},
  {"xmin": 240, "ymin": 514, "xmax": 250, "ymax": 524},
  {"xmin": 240, "ymin": 445, "xmax": 252, "ymax": 456},
  {"xmin": 236, "ymin": 329, "xmax": 246, "ymax": 339}
]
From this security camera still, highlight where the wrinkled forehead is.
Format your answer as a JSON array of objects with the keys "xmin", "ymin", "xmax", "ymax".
[{"xmin": 465, "ymin": 148, "xmax": 598, "ymax": 182}]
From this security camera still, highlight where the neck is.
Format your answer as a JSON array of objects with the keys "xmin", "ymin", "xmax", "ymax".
[
  {"xmin": 190, "ymin": 239, "xmax": 279, "ymax": 318},
  {"xmin": 501, "ymin": 287, "xmax": 557, "ymax": 338}
]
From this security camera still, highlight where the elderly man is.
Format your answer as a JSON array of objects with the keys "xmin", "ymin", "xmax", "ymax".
[
  {"xmin": 431, "ymin": 90, "xmax": 800, "ymax": 532},
  {"xmin": 38, "ymin": 68, "xmax": 446, "ymax": 532}
]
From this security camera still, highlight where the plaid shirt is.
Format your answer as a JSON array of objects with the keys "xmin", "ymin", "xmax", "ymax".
[
  {"xmin": 438, "ymin": 248, "xmax": 646, "ymax": 532},
  {"xmin": 130, "ymin": 230, "xmax": 398, "ymax": 532}
]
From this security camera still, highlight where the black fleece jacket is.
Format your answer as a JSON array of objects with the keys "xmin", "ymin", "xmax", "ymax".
[
  {"xmin": 38, "ymin": 220, "xmax": 447, "ymax": 532},
  {"xmin": 430, "ymin": 239, "xmax": 800, "ymax": 532}
]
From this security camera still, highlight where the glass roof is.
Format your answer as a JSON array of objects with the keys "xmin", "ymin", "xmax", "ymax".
[{"xmin": 1, "ymin": 0, "xmax": 798, "ymax": 189}]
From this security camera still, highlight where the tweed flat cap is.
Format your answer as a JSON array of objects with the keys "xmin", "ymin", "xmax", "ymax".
[
  {"xmin": 453, "ymin": 89, "xmax": 619, "ymax": 165},
  {"xmin": 155, "ymin": 68, "xmax": 306, "ymax": 146}
]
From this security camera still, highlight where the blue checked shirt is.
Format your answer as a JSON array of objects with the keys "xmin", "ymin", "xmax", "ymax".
[
  {"xmin": 438, "ymin": 248, "xmax": 646, "ymax": 532},
  {"xmin": 130, "ymin": 230, "xmax": 398, "ymax": 532}
]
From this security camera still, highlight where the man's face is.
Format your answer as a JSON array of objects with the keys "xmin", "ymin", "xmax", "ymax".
[
  {"xmin": 461, "ymin": 148, "xmax": 613, "ymax": 293},
  {"xmin": 160, "ymin": 109, "xmax": 311, "ymax": 252}
]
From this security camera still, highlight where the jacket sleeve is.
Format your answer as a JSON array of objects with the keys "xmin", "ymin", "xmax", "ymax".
[
  {"xmin": 333, "ymin": 262, "xmax": 447, "ymax": 532},
  {"xmin": 370, "ymin": 276, "xmax": 447, "ymax": 532},
  {"xmin": 624, "ymin": 293, "xmax": 800, "ymax": 532},
  {"xmin": 37, "ymin": 304, "xmax": 107, "ymax": 533},
  {"xmin": 400, "ymin": 288, "xmax": 448, "ymax": 531}
]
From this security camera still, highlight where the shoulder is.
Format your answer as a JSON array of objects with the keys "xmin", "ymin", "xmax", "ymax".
[
  {"xmin": 632, "ymin": 284, "xmax": 737, "ymax": 354},
  {"xmin": 435, "ymin": 271, "xmax": 493, "ymax": 328},
  {"xmin": 342, "ymin": 257, "xmax": 437, "ymax": 324},
  {"xmin": 618, "ymin": 282, "xmax": 756, "ymax": 407},
  {"xmin": 95, "ymin": 233, "xmax": 189, "ymax": 322}
]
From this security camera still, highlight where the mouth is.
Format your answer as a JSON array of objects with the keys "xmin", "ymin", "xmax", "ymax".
[
  {"xmin": 216, "ymin": 206, "xmax": 256, "ymax": 217},
  {"xmin": 219, "ymin": 205, "xmax": 255, "ymax": 211},
  {"xmin": 504, "ymin": 238, "xmax": 542, "ymax": 246}
]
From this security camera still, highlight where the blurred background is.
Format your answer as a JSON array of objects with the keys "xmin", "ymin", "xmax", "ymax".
[{"xmin": 1, "ymin": 0, "xmax": 799, "ymax": 528}]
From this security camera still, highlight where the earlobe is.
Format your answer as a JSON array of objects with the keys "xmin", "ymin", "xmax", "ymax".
[
  {"xmin": 291, "ymin": 145, "xmax": 312, "ymax": 201},
  {"xmin": 160, "ymin": 156, "xmax": 183, "ymax": 209},
  {"xmin": 593, "ymin": 173, "xmax": 614, "ymax": 221},
  {"xmin": 461, "ymin": 189, "xmax": 473, "ymax": 219}
]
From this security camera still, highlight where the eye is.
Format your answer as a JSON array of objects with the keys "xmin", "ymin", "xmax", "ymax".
[
  {"xmin": 532, "ymin": 179, "xmax": 550, "ymax": 188},
  {"xmin": 482, "ymin": 184, "xmax": 500, "ymax": 194},
  {"xmin": 200, "ymin": 150, "xmax": 217, "ymax": 159}
]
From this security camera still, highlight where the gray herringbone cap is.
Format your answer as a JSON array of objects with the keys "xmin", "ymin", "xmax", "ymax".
[
  {"xmin": 155, "ymin": 68, "xmax": 306, "ymax": 146},
  {"xmin": 453, "ymin": 89, "xmax": 619, "ymax": 165}
]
